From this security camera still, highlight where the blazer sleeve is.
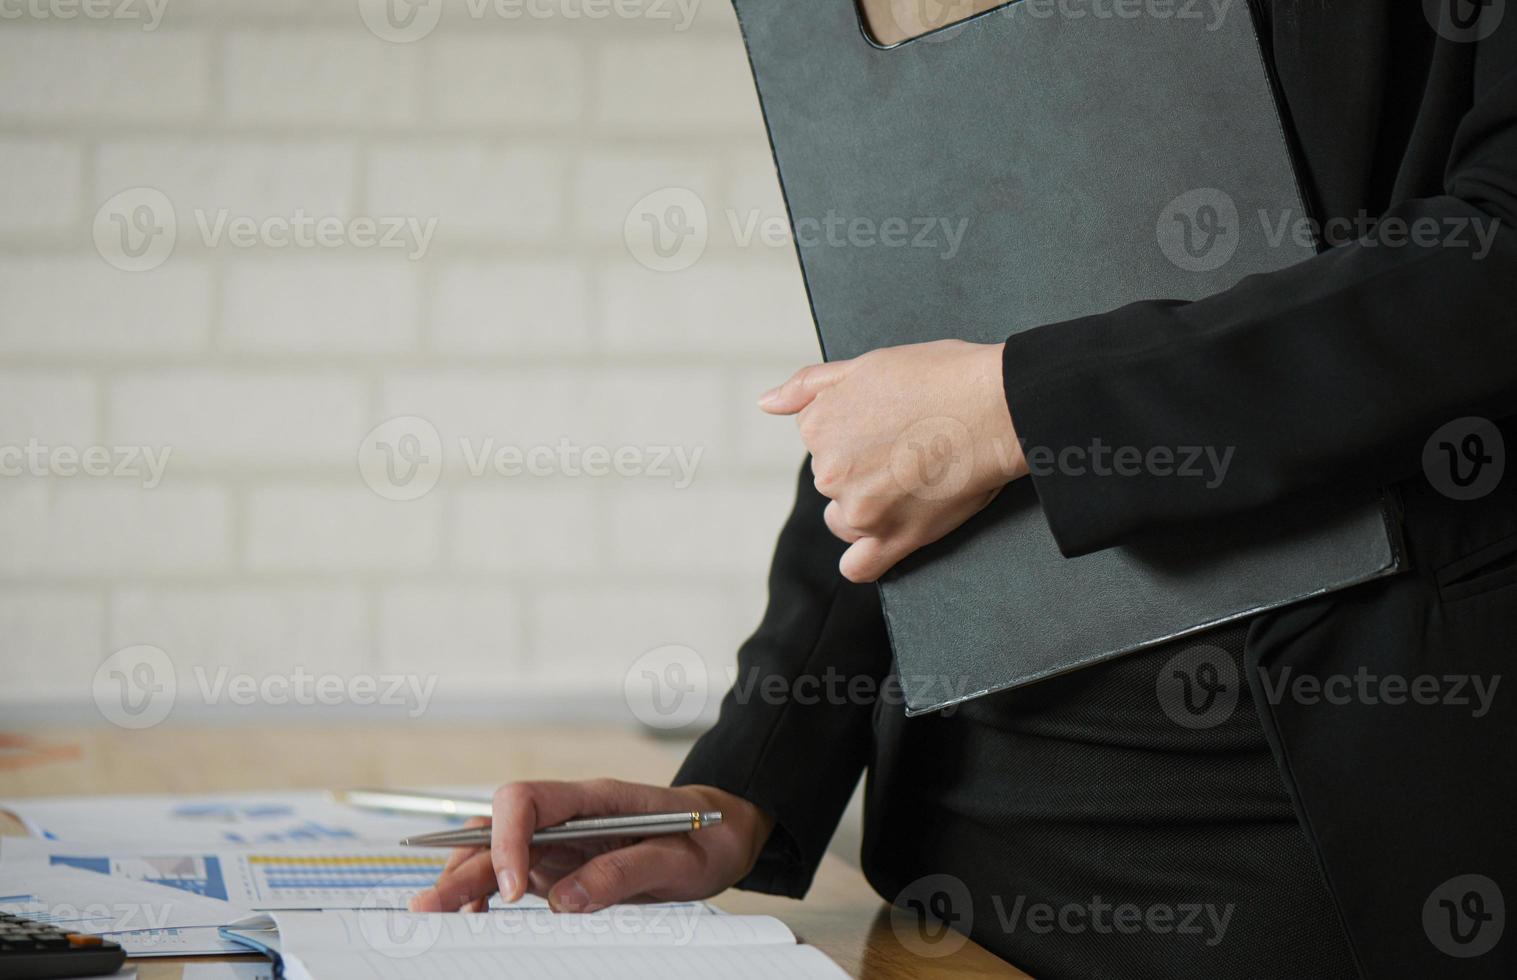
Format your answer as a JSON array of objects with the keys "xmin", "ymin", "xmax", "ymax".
[
  {"xmin": 673, "ymin": 458, "xmax": 893, "ymax": 898},
  {"xmin": 1003, "ymin": 29, "xmax": 1517, "ymax": 558}
]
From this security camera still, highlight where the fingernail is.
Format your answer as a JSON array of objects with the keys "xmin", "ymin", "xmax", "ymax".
[
  {"xmin": 758, "ymin": 387, "xmax": 780, "ymax": 406},
  {"xmin": 497, "ymin": 870, "xmax": 518, "ymax": 901},
  {"xmin": 556, "ymin": 881, "xmax": 593, "ymax": 913},
  {"xmin": 407, "ymin": 888, "xmax": 434, "ymax": 912}
]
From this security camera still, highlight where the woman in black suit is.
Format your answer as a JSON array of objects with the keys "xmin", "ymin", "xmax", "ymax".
[{"xmin": 416, "ymin": 2, "xmax": 1517, "ymax": 977}]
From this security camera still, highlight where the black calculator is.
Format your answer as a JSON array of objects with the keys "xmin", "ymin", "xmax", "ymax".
[{"xmin": 0, "ymin": 912, "xmax": 127, "ymax": 978}]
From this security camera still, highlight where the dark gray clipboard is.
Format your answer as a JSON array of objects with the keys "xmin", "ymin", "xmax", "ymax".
[{"xmin": 731, "ymin": 0, "xmax": 1403, "ymax": 714}]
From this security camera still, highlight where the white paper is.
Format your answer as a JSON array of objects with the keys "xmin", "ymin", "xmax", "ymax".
[
  {"xmin": 292, "ymin": 945, "xmax": 851, "ymax": 980},
  {"xmin": 0, "ymin": 863, "xmax": 250, "ymax": 956},
  {"xmin": 247, "ymin": 910, "xmax": 847, "ymax": 980},
  {"xmin": 103, "ymin": 926, "xmax": 251, "ymax": 958},
  {"xmin": 183, "ymin": 964, "xmax": 276, "ymax": 980},
  {"xmin": 0, "ymin": 863, "xmax": 243, "ymax": 931},
  {"xmin": 0, "ymin": 790, "xmax": 480, "ymax": 847},
  {"xmin": 3, "ymin": 837, "xmax": 546, "ymax": 913},
  {"xmin": 278, "ymin": 907, "xmax": 787, "ymax": 953}
]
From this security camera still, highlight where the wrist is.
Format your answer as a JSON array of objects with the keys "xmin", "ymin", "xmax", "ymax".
[{"xmin": 977, "ymin": 342, "xmax": 1027, "ymax": 487}]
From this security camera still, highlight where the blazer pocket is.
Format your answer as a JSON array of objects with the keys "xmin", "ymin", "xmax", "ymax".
[{"xmin": 1436, "ymin": 531, "xmax": 1517, "ymax": 605}]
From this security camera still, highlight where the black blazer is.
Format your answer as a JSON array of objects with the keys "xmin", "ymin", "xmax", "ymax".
[{"xmin": 678, "ymin": 5, "xmax": 1517, "ymax": 978}]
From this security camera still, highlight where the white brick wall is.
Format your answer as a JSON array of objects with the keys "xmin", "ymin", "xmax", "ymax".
[
  {"xmin": 106, "ymin": 371, "xmax": 368, "ymax": 466},
  {"xmin": 222, "ymin": 32, "xmax": 422, "ymax": 127},
  {"xmin": 222, "ymin": 258, "xmax": 422, "ymax": 353},
  {"xmin": 0, "ymin": 0, "xmax": 818, "ymax": 725},
  {"xmin": 0, "ymin": 260, "xmax": 212, "ymax": 353},
  {"xmin": 0, "ymin": 139, "xmax": 82, "ymax": 235},
  {"xmin": 530, "ymin": 585, "xmax": 737, "ymax": 684},
  {"xmin": 600, "ymin": 257, "xmax": 815, "ymax": 355},
  {"xmin": 0, "ymin": 372, "xmax": 96, "ymax": 448},
  {"xmin": 244, "ymin": 485, "xmax": 443, "ymax": 573},
  {"xmin": 429, "ymin": 37, "xmax": 586, "ymax": 128},
  {"xmin": 96, "ymin": 140, "xmax": 357, "ymax": 221},
  {"xmin": 376, "ymin": 585, "xmax": 525, "ymax": 692},
  {"xmin": 1, "ymin": 589, "xmax": 104, "ymax": 700},
  {"xmin": 594, "ymin": 38, "xmax": 758, "ymax": 133},
  {"xmin": 450, "ymin": 484, "xmax": 599, "ymax": 573},
  {"xmin": 0, "ymin": 29, "xmax": 210, "ymax": 123},
  {"xmin": 429, "ymin": 260, "xmax": 590, "ymax": 353},
  {"xmin": 110, "ymin": 586, "xmax": 370, "ymax": 679},
  {"xmin": 0, "ymin": 483, "xmax": 232, "ymax": 577}
]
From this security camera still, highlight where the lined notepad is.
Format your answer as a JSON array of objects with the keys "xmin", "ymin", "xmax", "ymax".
[{"xmin": 223, "ymin": 908, "xmax": 850, "ymax": 980}]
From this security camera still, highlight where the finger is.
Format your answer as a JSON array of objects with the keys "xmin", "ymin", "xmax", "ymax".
[
  {"xmin": 757, "ymin": 361, "xmax": 851, "ymax": 415},
  {"xmin": 441, "ymin": 817, "xmax": 490, "ymax": 874},
  {"xmin": 822, "ymin": 500, "xmax": 864, "ymax": 544},
  {"xmin": 547, "ymin": 837, "xmax": 697, "ymax": 913},
  {"xmin": 530, "ymin": 842, "xmax": 603, "ymax": 881},
  {"xmin": 410, "ymin": 849, "xmax": 496, "ymax": 911},
  {"xmin": 839, "ymin": 535, "xmax": 913, "ymax": 584},
  {"xmin": 491, "ymin": 780, "xmax": 674, "ymax": 909},
  {"xmin": 409, "ymin": 816, "xmax": 491, "ymax": 911},
  {"xmin": 492, "ymin": 782, "xmax": 575, "ymax": 906},
  {"xmin": 528, "ymin": 867, "xmax": 555, "ymax": 898}
]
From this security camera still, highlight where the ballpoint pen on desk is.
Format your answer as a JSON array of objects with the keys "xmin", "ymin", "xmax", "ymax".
[
  {"xmin": 339, "ymin": 788, "xmax": 493, "ymax": 819},
  {"xmin": 399, "ymin": 811, "xmax": 724, "ymax": 847}
]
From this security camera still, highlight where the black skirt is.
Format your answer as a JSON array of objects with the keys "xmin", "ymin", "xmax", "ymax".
[{"xmin": 861, "ymin": 621, "xmax": 1359, "ymax": 980}]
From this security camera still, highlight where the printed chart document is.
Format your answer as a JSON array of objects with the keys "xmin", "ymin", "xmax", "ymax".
[
  {"xmin": 222, "ymin": 909, "xmax": 850, "ymax": 980},
  {"xmin": 1, "ymin": 837, "xmax": 710, "ymax": 956},
  {"xmin": 183, "ymin": 966, "xmax": 274, "ymax": 980},
  {"xmin": 0, "ymin": 863, "xmax": 251, "ymax": 956},
  {"xmin": 2, "ymin": 837, "xmax": 551, "ymax": 912},
  {"xmin": 0, "ymin": 790, "xmax": 478, "ymax": 847}
]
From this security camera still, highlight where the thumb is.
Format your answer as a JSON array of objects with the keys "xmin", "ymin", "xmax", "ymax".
[
  {"xmin": 758, "ymin": 361, "xmax": 851, "ymax": 415},
  {"xmin": 839, "ymin": 534, "xmax": 914, "ymax": 584}
]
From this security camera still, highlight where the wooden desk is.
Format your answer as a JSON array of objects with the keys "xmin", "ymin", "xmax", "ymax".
[{"xmin": 0, "ymin": 729, "xmax": 1029, "ymax": 980}]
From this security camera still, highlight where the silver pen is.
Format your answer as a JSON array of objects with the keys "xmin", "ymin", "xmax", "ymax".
[
  {"xmin": 399, "ymin": 810, "xmax": 723, "ymax": 848},
  {"xmin": 340, "ymin": 788, "xmax": 493, "ymax": 819}
]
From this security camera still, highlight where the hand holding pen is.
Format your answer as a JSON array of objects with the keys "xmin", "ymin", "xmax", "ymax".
[
  {"xmin": 400, "ymin": 780, "xmax": 774, "ymax": 914},
  {"xmin": 399, "ymin": 809, "xmax": 724, "ymax": 848}
]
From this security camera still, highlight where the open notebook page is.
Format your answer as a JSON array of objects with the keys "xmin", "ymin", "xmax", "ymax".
[
  {"xmin": 292, "ymin": 945, "xmax": 851, "ymax": 980},
  {"xmin": 256, "ymin": 910, "xmax": 848, "ymax": 980},
  {"xmin": 273, "ymin": 908, "xmax": 793, "ymax": 953}
]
